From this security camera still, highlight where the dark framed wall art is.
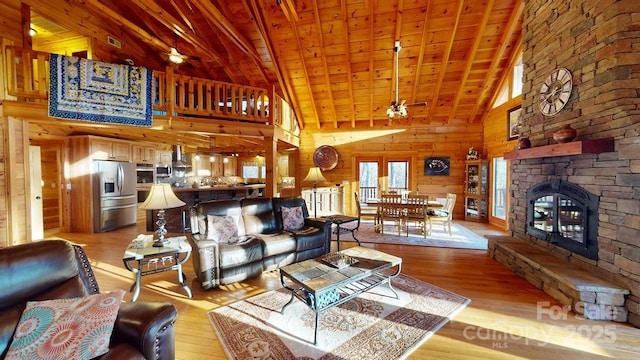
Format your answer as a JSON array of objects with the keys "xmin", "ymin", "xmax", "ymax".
[
  {"xmin": 424, "ymin": 157, "xmax": 450, "ymax": 176},
  {"xmin": 508, "ymin": 105, "xmax": 522, "ymax": 140}
]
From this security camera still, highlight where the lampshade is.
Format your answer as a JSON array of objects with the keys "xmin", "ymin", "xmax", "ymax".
[
  {"xmin": 303, "ymin": 167, "xmax": 327, "ymax": 183},
  {"xmin": 139, "ymin": 183, "xmax": 185, "ymax": 210}
]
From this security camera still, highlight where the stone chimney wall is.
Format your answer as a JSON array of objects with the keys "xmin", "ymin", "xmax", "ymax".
[{"xmin": 512, "ymin": 0, "xmax": 640, "ymax": 326}]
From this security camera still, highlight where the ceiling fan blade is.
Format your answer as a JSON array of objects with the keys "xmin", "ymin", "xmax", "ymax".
[{"xmin": 406, "ymin": 101, "xmax": 428, "ymax": 107}]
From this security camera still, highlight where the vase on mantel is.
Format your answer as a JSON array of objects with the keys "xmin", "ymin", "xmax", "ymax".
[{"xmin": 553, "ymin": 124, "xmax": 577, "ymax": 143}]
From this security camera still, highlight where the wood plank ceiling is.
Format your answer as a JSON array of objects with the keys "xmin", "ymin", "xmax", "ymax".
[{"xmin": 25, "ymin": 0, "xmax": 523, "ymax": 147}]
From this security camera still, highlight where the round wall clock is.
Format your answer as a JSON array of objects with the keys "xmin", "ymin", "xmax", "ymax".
[
  {"xmin": 313, "ymin": 145, "xmax": 339, "ymax": 171},
  {"xmin": 539, "ymin": 67, "xmax": 573, "ymax": 116}
]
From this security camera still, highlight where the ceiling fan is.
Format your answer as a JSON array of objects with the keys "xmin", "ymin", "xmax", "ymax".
[
  {"xmin": 386, "ymin": 40, "xmax": 427, "ymax": 119},
  {"xmin": 164, "ymin": 35, "xmax": 200, "ymax": 65}
]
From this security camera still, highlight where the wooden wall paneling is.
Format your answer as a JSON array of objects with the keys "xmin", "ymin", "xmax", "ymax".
[
  {"xmin": 482, "ymin": 97, "xmax": 521, "ymax": 230},
  {"xmin": 0, "ymin": 111, "xmax": 7, "ymax": 246},
  {"xmin": 5, "ymin": 116, "xmax": 30, "ymax": 245},
  {"xmin": 67, "ymin": 136, "xmax": 95, "ymax": 233},
  {"xmin": 0, "ymin": 0, "xmax": 23, "ymax": 46}
]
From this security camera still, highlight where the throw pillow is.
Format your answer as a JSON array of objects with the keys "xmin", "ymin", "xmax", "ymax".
[
  {"xmin": 282, "ymin": 206, "xmax": 304, "ymax": 231},
  {"xmin": 207, "ymin": 215, "xmax": 238, "ymax": 242},
  {"xmin": 6, "ymin": 290, "xmax": 125, "ymax": 360}
]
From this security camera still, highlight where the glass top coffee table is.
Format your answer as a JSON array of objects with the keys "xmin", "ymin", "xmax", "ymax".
[{"xmin": 279, "ymin": 246, "xmax": 402, "ymax": 345}]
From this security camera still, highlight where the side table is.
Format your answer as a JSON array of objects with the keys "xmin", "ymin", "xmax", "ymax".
[
  {"xmin": 123, "ymin": 236, "xmax": 193, "ymax": 302},
  {"xmin": 321, "ymin": 215, "xmax": 361, "ymax": 251}
]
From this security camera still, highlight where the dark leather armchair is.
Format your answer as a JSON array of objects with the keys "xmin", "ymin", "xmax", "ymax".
[{"xmin": 0, "ymin": 240, "xmax": 177, "ymax": 360}]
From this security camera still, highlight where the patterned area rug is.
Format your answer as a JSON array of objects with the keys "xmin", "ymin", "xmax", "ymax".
[
  {"xmin": 49, "ymin": 54, "xmax": 152, "ymax": 126},
  {"xmin": 342, "ymin": 221, "xmax": 488, "ymax": 250},
  {"xmin": 208, "ymin": 274, "xmax": 470, "ymax": 359}
]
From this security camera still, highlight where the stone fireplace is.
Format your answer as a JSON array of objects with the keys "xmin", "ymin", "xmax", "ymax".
[
  {"xmin": 503, "ymin": 0, "xmax": 640, "ymax": 327},
  {"xmin": 526, "ymin": 180, "xmax": 599, "ymax": 260}
]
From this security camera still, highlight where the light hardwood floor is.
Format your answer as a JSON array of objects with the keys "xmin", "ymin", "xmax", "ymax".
[{"xmin": 46, "ymin": 221, "xmax": 640, "ymax": 360}]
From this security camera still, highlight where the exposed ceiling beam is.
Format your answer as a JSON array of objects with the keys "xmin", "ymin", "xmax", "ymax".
[
  {"xmin": 409, "ymin": 0, "xmax": 431, "ymax": 124},
  {"xmin": 339, "ymin": 0, "xmax": 356, "ymax": 128},
  {"xmin": 311, "ymin": 1, "xmax": 339, "ymax": 128},
  {"xmin": 247, "ymin": 0, "xmax": 302, "ymax": 129},
  {"xmin": 471, "ymin": 0, "xmax": 524, "ymax": 122},
  {"xmin": 425, "ymin": 0, "xmax": 464, "ymax": 121},
  {"xmin": 278, "ymin": 6, "xmax": 322, "ymax": 129},
  {"xmin": 446, "ymin": 0, "xmax": 495, "ymax": 124},
  {"xmin": 278, "ymin": 0, "xmax": 298, "ymax": 23},
  {"xmin": 190, "ymin": 0, "xmax": 261, "ymax": 64},
  {"xmin": 367, "ymin": 0, "xmax": 375, "ymax": 128}
]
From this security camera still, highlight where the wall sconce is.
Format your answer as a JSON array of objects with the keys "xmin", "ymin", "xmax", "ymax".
[{"xmin": 29, "ymin": 28, "xmax": 37, "ymax": 37}]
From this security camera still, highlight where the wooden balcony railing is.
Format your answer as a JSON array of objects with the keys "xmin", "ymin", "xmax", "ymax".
[
  {"xmin": 3, "ymin": 46, "xmax": 300, "ymax": 135},
  {"xmin": 4, "ymin": 46, "xmax": 50, "ymax": 99}
]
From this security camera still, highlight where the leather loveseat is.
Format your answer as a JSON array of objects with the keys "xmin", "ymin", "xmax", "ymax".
[
  {"xmin": 187, "ymin": 197, "xmax": 332, "ymax": 290},
  {"xmin": 0, "ymin": 240, "xmax": 177, "ymax": 360}
]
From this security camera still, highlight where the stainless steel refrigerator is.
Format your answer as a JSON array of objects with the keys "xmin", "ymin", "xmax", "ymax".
[{"xmin": 94, "ymin": 160, "xmax": 137, "ymax": 232}]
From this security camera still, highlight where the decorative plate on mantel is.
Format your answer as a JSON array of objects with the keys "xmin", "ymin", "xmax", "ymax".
[{"xmin": 313, "ymin": 145, "xmax": 339, "ymax": 171}]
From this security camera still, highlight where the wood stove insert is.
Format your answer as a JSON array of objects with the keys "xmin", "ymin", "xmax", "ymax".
[{"xmin": 526, "ymin": 180, "xmax": 599, "ymax": 260}]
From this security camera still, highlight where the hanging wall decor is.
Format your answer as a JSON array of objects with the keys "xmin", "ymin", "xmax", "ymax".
[{"xmin": 424, "ymin": 157, "xmax": 450, "ymax": 176}]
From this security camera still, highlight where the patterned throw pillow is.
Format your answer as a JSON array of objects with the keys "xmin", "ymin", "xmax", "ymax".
[
  {"xmin": 282, "ymin": 206, "xmax": 304, "ymax": 231},
  {"xmin": 6, "ymin": 290, "xmax": 125, "ymax": 360},
  {"xmin": 207, "ymin": 215, "xmax": 238, "ymax": 242}
]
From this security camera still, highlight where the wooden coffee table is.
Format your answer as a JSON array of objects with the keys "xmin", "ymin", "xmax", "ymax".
[{"xmin": 279, "ymin": 246, "xmax": 402, "ymax": 345}]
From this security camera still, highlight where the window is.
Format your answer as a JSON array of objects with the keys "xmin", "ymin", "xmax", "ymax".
[
  {"xmin": 492, "ymin": 51, "xmax": 523, "ymax": 108},
  {"xmin": 492, "ymin": 157, "xmax": 507, "ymax": 219},
  {"xmin": 241, "ymin": 159, "xmax": 265, "ymax": 179},
  {"xmin": 356, "ymin": 157, "xmax": 412, "ymax": 200},
  {"xmin": 512, "ymin": 56, "xmax": 523, "ymax": 97},
  {"xmin": 388, "ymin": 161, "xmax": 409, "ymax": 193}
]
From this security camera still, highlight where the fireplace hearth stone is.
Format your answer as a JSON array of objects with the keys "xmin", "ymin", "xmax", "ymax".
[{"xmin": 488, "ymin": 236, "xmax": 629, "ymax": 322}]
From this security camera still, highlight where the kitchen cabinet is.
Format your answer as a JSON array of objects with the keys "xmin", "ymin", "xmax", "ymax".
[
  {"xmin": 464, "ymin": 160, "xmax": 488, "ymax": 222},
  {"xmin": 90, "ymin": 137, "xmax": 131, "ymax": 161},
  {"xmin": 302, "ymin": 187, "xmax": 344, "ymax": 217},
  {"xmin": 156, "ymin": 150, "xmax": 173, "ymax": 165},
  {"xmin": 132, "ymin": 144, "xmax": 156, "ymax": 164}
]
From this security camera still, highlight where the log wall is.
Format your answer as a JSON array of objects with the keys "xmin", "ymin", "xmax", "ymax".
[{"xmin": 298, "ymin": 122, "xmax": 484, "ymax": 218}]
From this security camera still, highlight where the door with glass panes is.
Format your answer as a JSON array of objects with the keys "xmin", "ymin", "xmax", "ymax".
[{"xmin": 356, "ymin": 156, "xmax": 411, "ymax": 201}]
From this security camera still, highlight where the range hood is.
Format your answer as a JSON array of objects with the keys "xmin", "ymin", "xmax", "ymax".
[{"xmin": 172, "ymin": 145, "xmax": 188, "ymax": 168}]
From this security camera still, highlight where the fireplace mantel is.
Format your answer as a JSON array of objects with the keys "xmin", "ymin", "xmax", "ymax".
[{"xmin": 504, "ymin": 138, "xmax": 614, "ymax": 160}]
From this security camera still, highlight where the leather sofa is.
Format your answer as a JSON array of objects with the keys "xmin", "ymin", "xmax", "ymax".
[
  {"xmin": 0, "ymin": 240, "xmax": 177, "ymax": 360},
  {"xmin": 187, "ymin": 197, "xmax": 332, "ymax": 290}
]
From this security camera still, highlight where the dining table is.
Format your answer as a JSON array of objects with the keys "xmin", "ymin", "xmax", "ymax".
[{"xmin": 364, "ymin": 197, "xmax": 444, "ymax": 233}]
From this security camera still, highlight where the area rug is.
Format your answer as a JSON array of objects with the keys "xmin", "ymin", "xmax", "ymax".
[
  {"xmin": 344, "ymin": 221, "xmax": 488, "ymax": 250},
  {"xmin": 208, "ymin": 274, "xmax": 470, "ymax": 359},
  {"xmin": 49, "ymin": 53, "xmax": 153, "ymax": 126}
]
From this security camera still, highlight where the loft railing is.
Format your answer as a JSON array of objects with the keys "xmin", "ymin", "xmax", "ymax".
[{"xmin": 2, "ymin": 46, "xmax": 299, "ymax": 135}]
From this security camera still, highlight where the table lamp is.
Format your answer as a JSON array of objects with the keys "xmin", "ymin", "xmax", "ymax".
[
  {"xmin": 303, "ymin": 167, "xmax": 327, "ymax": 218},
  {"xmin": 139, "ymin": 183, "xmax": 186, "ymax": 247}
]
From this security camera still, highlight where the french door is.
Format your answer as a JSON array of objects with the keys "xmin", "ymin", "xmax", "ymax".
[{"xmin": 356, "ymin": 156, "xmax": 412, "ymax": 201}]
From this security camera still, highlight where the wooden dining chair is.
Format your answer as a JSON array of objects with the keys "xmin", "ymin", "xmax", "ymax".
[
  {"xmin": 404, "ymin": 194, "xmax": 429, "ymax": 237},
  {"xmin": 427, "ymin": 193, "xmax": 457, "ymax": 236},
  {"xmin": 379, "ymin": 193, "xmax": 403, "ymax": 236}
]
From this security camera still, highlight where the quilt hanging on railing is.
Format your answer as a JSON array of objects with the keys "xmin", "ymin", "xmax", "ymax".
[{"xmin": 49, "ymin": 54, "xmax": 152, "ymax": 126}]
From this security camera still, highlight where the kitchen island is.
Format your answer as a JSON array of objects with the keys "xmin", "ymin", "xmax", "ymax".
[{"xmin": 139, "ymin": 184, "xmax": 266, "ymax": 232}]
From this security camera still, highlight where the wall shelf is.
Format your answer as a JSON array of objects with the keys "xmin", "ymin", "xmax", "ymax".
[{"xmin": 504, "ymin": 138, "xmax": 614, "ymax": 160}]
